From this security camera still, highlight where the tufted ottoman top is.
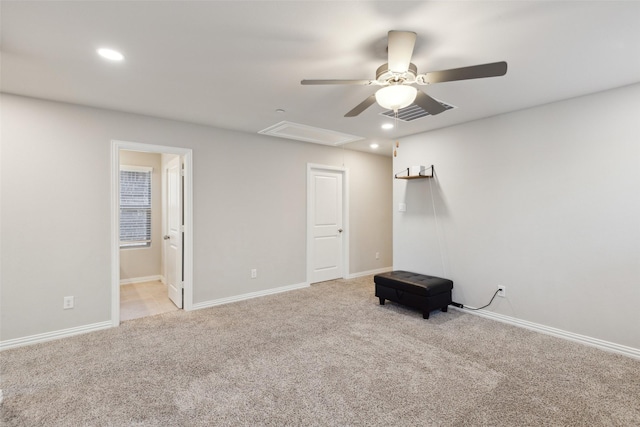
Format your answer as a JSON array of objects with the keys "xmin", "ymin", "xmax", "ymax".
[{"xmin": 374, "ymin": 271, "xmax": 453, "ymax": 297}]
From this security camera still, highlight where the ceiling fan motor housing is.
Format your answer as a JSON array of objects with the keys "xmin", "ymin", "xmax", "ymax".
[{"xmin": 376, "ymin": 63, "xmax": 417, "ymax": 85}]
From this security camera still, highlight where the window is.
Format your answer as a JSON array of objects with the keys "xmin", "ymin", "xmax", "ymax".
[{"xmin": 120, "ymin": 165, "xmax": 152, "ymax": 248}]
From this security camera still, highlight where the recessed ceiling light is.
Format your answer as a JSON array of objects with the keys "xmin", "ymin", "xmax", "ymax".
[
  {"xmin": 97, "ymin": 48, "xmax": 124, "ymax": 61},
  {"xmin": 381, "ymin": 123, "xmax": 394, "ymax": 130},
  {"xmin": 370, "ymin": 143, "xmax": 379, "ymax": 149}
]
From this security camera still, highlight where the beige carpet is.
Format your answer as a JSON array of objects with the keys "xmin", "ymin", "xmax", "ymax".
[{"xmin": 1, "ymin": 276, "xmax": 638, "ymax": 426}]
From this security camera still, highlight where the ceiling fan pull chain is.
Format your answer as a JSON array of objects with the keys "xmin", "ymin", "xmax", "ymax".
[{"xmin": 393, "ymin": 111, "xmax": 400, "ymax": 157}]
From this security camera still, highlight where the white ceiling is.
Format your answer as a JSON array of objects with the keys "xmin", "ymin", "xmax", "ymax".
[{"xmin": 2, "ymin": 1, "xmax": 639, "ymax": 156}]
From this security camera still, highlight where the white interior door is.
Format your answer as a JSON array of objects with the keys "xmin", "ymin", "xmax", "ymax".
[
  {"xmin": 309, "ymin": 169, "xmax": 343, "ymax": 283},
  {"xmin": 165, "ymin": 157, "xmax": 183, "ymax": 308}
]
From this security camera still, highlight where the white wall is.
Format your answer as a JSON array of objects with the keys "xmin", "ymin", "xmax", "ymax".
[
  {"xmin": 393, "ymin": 83, "xmax": 640, "ymax": 350},
  {"xmin": 0, "ymin": 94, "xmax": 392, "ymax": 342},
  {"xmin": 119, "ymin": 150, "xmax": 162, "ymax": 282}
]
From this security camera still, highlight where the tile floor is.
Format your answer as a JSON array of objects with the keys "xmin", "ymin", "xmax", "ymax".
[{"xmin": 120, "ymin": 280, "xmax": 179, "ymax": 321}]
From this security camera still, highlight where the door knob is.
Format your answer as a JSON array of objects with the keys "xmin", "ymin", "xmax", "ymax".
[
  {"xmin": 338, "ymin": 228, "xmax": 343, "ymax": 233},
  {"xmin": 163, "ymin": 235, "xmax": 171, "ymax": 240}
]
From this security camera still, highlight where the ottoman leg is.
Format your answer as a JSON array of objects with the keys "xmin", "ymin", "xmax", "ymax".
[
  {"xmin": 378, "ymin": 297, "xmax": 385, "ymax": 305},
  {"xmin": 423, "ymin": 311, "xmax": 430, "ymax": 319},
  {"xmin": 441, "ymin": 306, "xmax": 448, "ymax": 312}
]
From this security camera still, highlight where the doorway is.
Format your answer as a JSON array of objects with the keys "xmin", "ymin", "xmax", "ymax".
[
  {"xmin": 306, "ymin": 164, "xmax": 349, "ymax": 284},
  {"xmin": 111, "ymin": 140, "xmax": 193, "ymax": 326},
  {"xmin": 118, "ymin": 150, "xmax": 174, "ymax": 320}
]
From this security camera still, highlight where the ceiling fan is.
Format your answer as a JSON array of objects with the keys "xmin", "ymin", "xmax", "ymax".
[{"xmin": 301, "ymin": 31, "xmax": 507, "ymax": 117}]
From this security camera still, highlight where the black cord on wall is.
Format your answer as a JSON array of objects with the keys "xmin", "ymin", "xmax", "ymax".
[
  {"xmin": 464, "ymin": 289, "xmax": 500, "ymax": 311},
  {"xmin": 451, "ymin": 289, "xmax": 500, "ymax": 311}
]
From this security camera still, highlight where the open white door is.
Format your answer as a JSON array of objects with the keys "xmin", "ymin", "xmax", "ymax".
[
  {"xmin": 309, "ymin": 168, "xmax": 344, "ymax": 283},
  {"xmin": 165, "ymin": 156, "xmax": 183, "ymax": 308}
]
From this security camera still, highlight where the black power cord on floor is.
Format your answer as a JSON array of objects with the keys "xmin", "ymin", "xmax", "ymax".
[{"xmin": 450, "ymin": 289, "xmax": 500, "ymax": 311}]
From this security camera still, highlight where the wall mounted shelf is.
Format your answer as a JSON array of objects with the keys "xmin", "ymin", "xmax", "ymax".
[
  {"xmin": 395, "ymin": 175, "xmax": 430, "ymax": 180},
  {"xmin": 395, "ymin": 165, "xmax": 434, "ymax": 180}
]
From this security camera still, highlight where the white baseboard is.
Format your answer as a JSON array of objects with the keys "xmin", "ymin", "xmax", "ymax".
[
  {"xmin": 455, "ymin": 307, "xmax": 640, "ymax": 360},
  {"xmin": 119, "ymin": 275, "xmax": 163, "ymax": 285},
  {"xmin": 191, "ymin": 282, "xmax": 310, "ymax": 311},
  {"xmin": 0, "ymin": 321, "xmax": 113, "ymax": 351},
  {"xmin": 346, "ymin": 266, "xmax": 392, "ymax": 279}
]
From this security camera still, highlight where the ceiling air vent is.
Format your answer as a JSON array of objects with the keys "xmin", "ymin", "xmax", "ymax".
[
  {"xmin": 380, "ymin": 101, "xmax": 455, "ymax": 122},
  {"xmin": 258, "ymin": 121, "xmax": 363, "ymax": 146}
]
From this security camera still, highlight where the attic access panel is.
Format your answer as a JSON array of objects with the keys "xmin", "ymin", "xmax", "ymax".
[{"xmin": 258, "ymin": 121, "xmax": 363, "ymax": 146}]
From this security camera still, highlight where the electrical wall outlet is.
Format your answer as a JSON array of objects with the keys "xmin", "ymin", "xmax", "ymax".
[
  {"xmin": 375, "ymin": 252, "xmax": 380, "ymax": 260},
  {"xmin": 497, "ymin": 286, "xmax": 506, "ymax": 298},
  {"xmin": 251, "ymin": 269, "xmax": 257, "ymax": 279},
  {"xmin": 63, "ymin": 296, "xmax": 74, "ymax": 309}
]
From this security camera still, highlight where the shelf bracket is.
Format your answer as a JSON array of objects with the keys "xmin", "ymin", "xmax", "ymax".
[{"xmin": 395, "ymin": 165, "xmax": 434, "ymax": 180}]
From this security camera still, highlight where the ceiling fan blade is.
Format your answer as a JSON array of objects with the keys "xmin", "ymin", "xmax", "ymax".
[
  {"xmin": 301, "ymin": 79, "xmax": 375, "ymax": 85},
  {"xmin": 414, "ymin": 91, "xmax": 447, "ymax": 116},
  {"xmin": 387, "ymin": 31, "xmax": 417, "ymax": 73},
  {"xmin": 418, "ymin": 61, "xmax": 507, "ymax": 84},
  {"xmin": 344, "ymin": 95, "xmax": 377, "ymax": 117}
]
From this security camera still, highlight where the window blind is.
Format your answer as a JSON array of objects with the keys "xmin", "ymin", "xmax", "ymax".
[{"xmin": 120, "ymin": 166, "xmax": 152, "ymax": 248}]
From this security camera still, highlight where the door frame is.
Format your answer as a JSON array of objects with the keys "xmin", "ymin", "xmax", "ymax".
[
  {"xmin": 110, "ymin": 140, "xmax": 194, "ymax": 326},
  {"xmin": 306, "ymin": 163, "xmax": 349, "ymax": 284}
]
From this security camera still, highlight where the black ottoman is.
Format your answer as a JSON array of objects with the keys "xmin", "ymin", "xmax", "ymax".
[{"xmin": 374, "ymin": 271, "xmax": 453, "ymax": 319}]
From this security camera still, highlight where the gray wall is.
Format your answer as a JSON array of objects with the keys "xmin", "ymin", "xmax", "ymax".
[
  {"xmin": 393, "ymin": 83, "xmax": 640, "ymax": 350},
  {"xmin": 0, "ymin": 94, "xmax": 392, "ymax": 342},
  {"xmin": 119, "ymin": 150, "xmax": 162, "ymax": 281}
]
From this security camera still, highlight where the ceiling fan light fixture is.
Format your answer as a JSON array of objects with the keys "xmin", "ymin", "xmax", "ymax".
[{"xmin": 375, "ymin": 85, "xmax": 417, "ymax": 111}]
